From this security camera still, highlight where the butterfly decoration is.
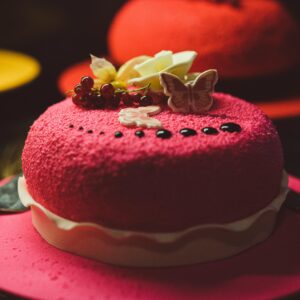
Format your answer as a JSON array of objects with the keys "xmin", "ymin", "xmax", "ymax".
[
  {"xmin": 119, "ymin": 106, "xmax": 162, "ymax": 128},
  {"xmin": 160, "ymin": 69, "xmax": 218, "ymax": 114}
]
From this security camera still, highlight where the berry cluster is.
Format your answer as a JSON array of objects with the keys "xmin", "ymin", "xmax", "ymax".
[{"xmin": 71, "ymin": 76, "xmax": 167, "ymax": 110}]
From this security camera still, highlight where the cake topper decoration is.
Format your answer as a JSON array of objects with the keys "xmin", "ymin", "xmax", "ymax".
[
  {"xmin": 160, "ymin": 70, "xmax": 218, "ymax": 114},
  {"xmin": 69, "ymin": 51, "xmax": 218, "ymax": 115},
  {"xmin": 128, "ymin": 50, "xmax": 197, "ymax": 91},
  {"xmin": 119, "ymin": 106, "xmax": 162, "ymax": 128},
  {"xmin": 90, "ymin": 55, "xmax": 117, "ymax": 86}
]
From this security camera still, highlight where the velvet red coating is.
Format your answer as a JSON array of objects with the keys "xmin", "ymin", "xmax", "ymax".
[
  {"xmin": 22, "ymin": 93, "xmax": 283, "ymax": 232},
  {"xmin": 108, "ymin": 0, "xmax": 300, "ymax": 78}
]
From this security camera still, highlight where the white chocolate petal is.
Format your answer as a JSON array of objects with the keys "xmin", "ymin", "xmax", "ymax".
[
  {"xmin": 172, "ymin": 51, "xmax": 197, "ymax": 64},
  {"xmin": 119, "ymin": 107, "xmax": 138, "ymax": 115},
  {"xmin": 134, "ymin": 50, "xmax": 173, "ymax": 77},
  {"xmin": 118, "ymin": 116, "xmax": 136, "ymax": 127},
  {"xmin": 134, "ymin": 59, "xmax": 157, "ymax": 77},
  {"xmin": 136, "ymin": 106, "xmax": 161, "ymax": 115},
  {"xmin": 116, "ymin": 55, "xmax": 151, "ymax": 82},
  {"xmin": 129, "ymin": 51, "xmax": 198, "ymax": 91},
  {"xmin": 153, "ymin": 51, "xmax": 173, "ymax": 72},
  {"xmin": 128, "ymin": 73, "xmax": 163, "ymax": 91},
  {"xmin": 134, "ymin": 117, "xmax": 162, "ymax": 128},
  {"xmin": 90, "ymin": 55, "xmax": 116, "ymax": 82},
  {"xmin": 119, "ymin": 106, "xmax": 162, "ymax": 128}
]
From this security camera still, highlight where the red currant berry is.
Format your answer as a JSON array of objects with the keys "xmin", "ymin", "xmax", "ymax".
[
  {"xmin": 72, "ymin": 94, "xmax": 82, "ymax": 106},
  {"xmin": 94, "ymin": 94, "xmax": 106, "ymax": 109},
  {"xmin": 130, "ymin": 92, "xmax": 142, "ymax": 105},
  {"xmin": 81, "ymin": 95, "xmax": 94, "ymax": 108},
  {"xmin": 120, "ymin": 93, "xmax": 133, "ymax": 106},
  {"xmin": 146, "ymin": 91, "xmax": 166, "ymax": 104},
  {"xmin": 100, "ymin": 84, "xmax": 115, "ymax": 99},
  {"xmin": 109, "ymin": 94, "xmax": 121, "ymax": 109},
  {"xmin": 74, "ymin": 84, "xmax": 84, "ymax": 96},
  {"xmin": 80, "ymin": 76, "xmax": 94, "ymax": 91},
  {"xmin": 139, "ymin": 95, "xmax": 153, "ymax": 106}
]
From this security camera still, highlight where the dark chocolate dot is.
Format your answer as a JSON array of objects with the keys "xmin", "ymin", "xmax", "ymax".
[
  {"xmin": 135, "ymin": 130, "xmax": 145, "ymax": 138},
  {"xmin": 69, "ymin": 124, "xmax": 74, "ymax": 128},
  {"xmin": 202, "ymin": 127, "xmax": 219, "ymax": 135},
  {"xmin": 220, "ymin": 122, "xmax": 241, "ymax": 133},
  {"xmin": 114, "ymin": 131, "xmax": 123, "ymax": 138},
  {"xmin": 79, "ymin": 126, "xmax": 84, "ymax": 131},
  {"xmin": 87, "ymin": 130, "xmax": 93, "ymax": 134},
  {"xmin": 156, "ymin": 129, "xmax": 172, "ymax": 139},
  {"xmin": 179, "ymin": 128, "xmax": 197, "ymax": 137}
]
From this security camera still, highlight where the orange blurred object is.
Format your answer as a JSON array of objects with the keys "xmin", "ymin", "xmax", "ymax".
[{"xmin": 108, "ymin": 0, "xmax": 300, "ymax": 79}]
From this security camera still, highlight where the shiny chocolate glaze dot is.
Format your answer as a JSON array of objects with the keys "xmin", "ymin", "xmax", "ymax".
[
  {"xmin": 114, "ymin": 131, "xmax": 123, "ymax": 138},
  {"xmin": 156, "ymin": 129, "xmax": 172, "ymax": 139},
  {"xmin": 135, "ymin": 130, "xmax": 145, "ymax": 138},
  {"xmin": 220, "ymin": 122, "xmax": 241, "ymax": 133},
  {"xmin": 180, "ymin": 128, "xmax": 197, "ymax": 137},
  {"xmin": 202, "ymin": 127, "xmax": 219, "ymax": 135}
]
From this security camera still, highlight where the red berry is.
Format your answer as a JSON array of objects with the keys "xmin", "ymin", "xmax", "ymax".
[
  {"xmin": 108, "ymin": 94, "xmax": 121, "ymax": 109},
  {"xmin": 120, "ymin": 93, "xmax": 133, "ymax": 106},
  {"xmin": 94, "ymin": 94, "xmax": 106, "ymax": 109},
  {"xmin": 74, "ymin": 84, "xmax": 84, "ymax": 96},
  {"xmin": 101, "ymin": 84, "xmax": 115, "ymax": 99},
  {"xmin": 130, "ymin": 92, "xmax": 142, "ymax": 105},
  {"xmin": 81, "ymin": 95, "xmax": 94, "ymax": 108},
  {"xmin": 146, "ymin": 91, "xmax": 166, "ymax": 104},
  {"xmin": 139, "ymin": 95, "xmax": 153, "ymax": 106},
  {"xmin": 72, "ymin": 94, "xmax": 81, "ymax": 105},
  {"xmin": 80, "ymin": 76, "xmax": 94, "ymax": 91}
]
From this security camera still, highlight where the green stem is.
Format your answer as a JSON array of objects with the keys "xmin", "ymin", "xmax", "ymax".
[{"xmin": 115, "ymin": 83, "xmax": 151, "ymax": 94}]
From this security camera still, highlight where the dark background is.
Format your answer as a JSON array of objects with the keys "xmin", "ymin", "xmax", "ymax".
[
  {"xmin": 0, "ymin": 0, "xmax": 126, "ymax": 178},
  {"xmin": 0, "ymin": 0, "xmax": 299, "ymax": 179},
  {"xmin": 0, "ymin": 0, "xmax": 127, "ymax": 116}
]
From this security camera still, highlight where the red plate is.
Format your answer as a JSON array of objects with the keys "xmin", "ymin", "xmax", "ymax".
[{"xmin": 0, "ymin": 175, "xmax": 300, "ymax": 299}]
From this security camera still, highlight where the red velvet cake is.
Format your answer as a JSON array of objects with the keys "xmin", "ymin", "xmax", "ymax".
[
  {"xmin": 109, "ymin": 0, "xmax": 300, "ymax": 78},
  {"xmin": 22, "ymin": 94, "xmax": 283, "ymax": 231},
  {"xmin": 19, "ymin": 51, "xmax": 287, "ymax": 267}
]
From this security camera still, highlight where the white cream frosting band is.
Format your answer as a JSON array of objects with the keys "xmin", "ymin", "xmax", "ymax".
[{"xmin": 18, "ymin": 172, "xmax": 288, "ymax": 267}]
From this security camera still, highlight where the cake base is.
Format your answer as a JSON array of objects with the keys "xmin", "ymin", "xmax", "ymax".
[{"xmin": 18, "ymin": 172, "xmax": 288, "ymax": 267}]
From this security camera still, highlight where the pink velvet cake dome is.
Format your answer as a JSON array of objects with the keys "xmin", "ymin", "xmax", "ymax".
[{"xmin": 20, "ymin": 51, "xmax": 287, "ymax": 267}]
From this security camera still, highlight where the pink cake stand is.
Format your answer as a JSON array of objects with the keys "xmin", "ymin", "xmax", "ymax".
[{"xmin": 0, "ymin": 175, "xmax": 300, "ymax": 299}]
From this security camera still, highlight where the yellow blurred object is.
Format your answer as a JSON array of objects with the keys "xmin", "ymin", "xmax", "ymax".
[
  {"xmin": 0, "ymin": 49, "xmax": 40, "ymax": 92},
  {"xmin": 0, "ymin": 140, "xmax": 23, "ymax": 180}
]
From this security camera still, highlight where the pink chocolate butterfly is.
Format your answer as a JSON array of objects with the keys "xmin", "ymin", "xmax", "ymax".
[{"xmin": 160, "ymin": 70, "xmax": 218, "ymax": 114}]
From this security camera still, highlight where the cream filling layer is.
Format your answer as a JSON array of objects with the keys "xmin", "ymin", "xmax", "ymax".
[{"xmin": 18, "ymin": 172, "xmax": 288, "ymax": 267}]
